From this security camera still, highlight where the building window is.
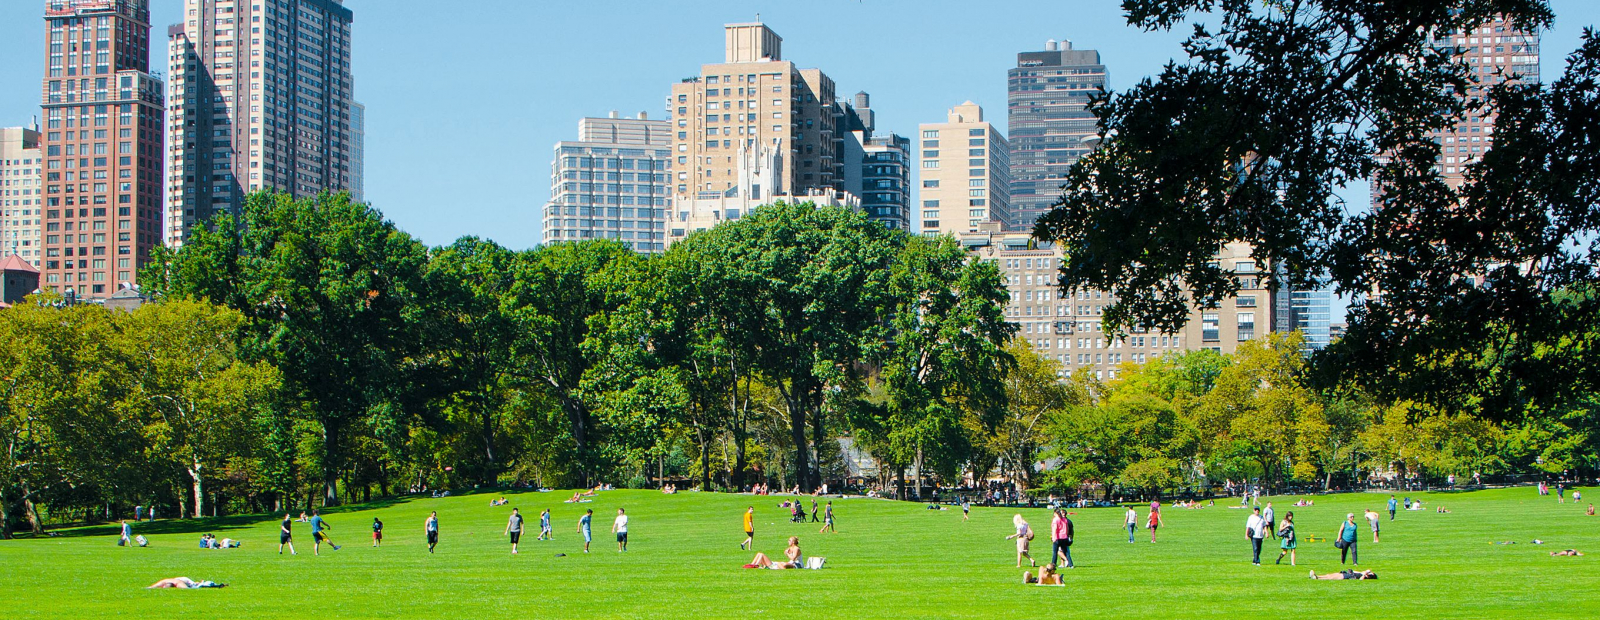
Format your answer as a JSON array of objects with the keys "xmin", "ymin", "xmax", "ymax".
[
  {"xmin": 1202, "ymin": 312, "xmax": 1219, "ymax": 342},
  {"xmin": 1237, "ymin": 312, "xmax": 1255, "ymax": 341}
]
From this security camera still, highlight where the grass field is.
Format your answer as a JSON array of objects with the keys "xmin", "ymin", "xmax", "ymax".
[{"xmin": 2, "ymin": 486, "xmax": 1596, "ymax": 618}]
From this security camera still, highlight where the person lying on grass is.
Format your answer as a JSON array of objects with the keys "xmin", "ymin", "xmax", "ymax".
[
  {"xmin": 147, "ymin": 577, "xmax": 226, "ymax": 589},
  {"xmin": 1022, "ymin": 564, "xmax": 1064, "ymax": 586},
  {"xmin": 744, "ymin": 536, "xmax": 803, "ymax": 569},
  {"xmin": 1550, "ymin": 550, "xmax": 1585, "ymax": 556},
  {"xmin": 1309, "ymin": 569, "xmax": 1378, "ymax": 580}
]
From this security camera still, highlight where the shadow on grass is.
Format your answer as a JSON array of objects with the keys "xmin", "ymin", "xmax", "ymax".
[{"xmin": 37, "ymin": 494, "xmax": 424, "ymax": 539}]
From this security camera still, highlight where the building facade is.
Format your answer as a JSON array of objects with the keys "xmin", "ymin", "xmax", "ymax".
[
  {"xmin": 543, "ymin": 113, "xmax": 671, "ymax": 253},
  {"xmin": 1290, "ymin": 288, "xmax": 1333, "ymax": 352},
  {"xmin": 1429, "ymin": 18, "xmax": 1539, "ymax": 187},
  {"xmin": 40, "ymin": 0, "xmax": 165, "ymax": 299},
  {"xmin": 963, "ymin": 227, "xmax": 1284, "ymax": 379},
  {"xmin": 918, "ymin": 102, "xmax": 1010, "ymax": 237},
  {"xmin": 165, "ymin": 0, "xmax": 357, "ymax": 247},
  {"xmin": 350, "ymin": 100, "xmax": 364, "ymax": 202},
  {"xmin": 859, "ymin": 133, "xmax": 910, "ymax": 231},
  {"xmin": 669, "ymin": 22, "xmax": 849, "ymax": 212},
  {"xmin": 1006, "ymin": 40, "xmax": 1106, "ymax": 231},
  {"xmin": 1, "ymin": 127, "xmax": 44, "ymax": 267}
]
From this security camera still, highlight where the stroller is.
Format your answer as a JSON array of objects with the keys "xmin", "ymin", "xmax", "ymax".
[{"xmin": 790, "ymin": 502, "xmax": 807, "ymax": 523}]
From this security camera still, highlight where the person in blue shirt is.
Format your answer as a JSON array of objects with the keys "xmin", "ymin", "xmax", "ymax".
[
  {"xmin": 538, "ymin": 509, "xmax": 553, "ymax": 541},
  {"xmin": 309, "ymin": 510, "xmax": 340, "ymax": 555},
  {"xmin": 372, "ymin": 517, "xmax": 384, "ymax": 547},
  {"xmin": 118, "ymin": 520, "xmax": 132, "ymax": 547},
  {"xmin": 578, "ymin": 508, "xmax": 593, "ymax": 553},
  {"xmin": 1388, "ymin": 495, "xmax": 1398, "ymax": 521}
]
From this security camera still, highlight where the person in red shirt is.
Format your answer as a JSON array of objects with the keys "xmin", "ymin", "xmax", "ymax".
[
  {"xmin": 1147, "ymin": 502, "xmax": 1164, "ymax": 543},
  {"xmin": 1050, "ymin": 508, "xmax": 1075, "ymax": 569}
]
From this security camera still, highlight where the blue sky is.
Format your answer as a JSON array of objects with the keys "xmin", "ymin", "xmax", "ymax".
[{"xmin": 1, "ymin": 1, "xmax": 1596, "ymax": 290}]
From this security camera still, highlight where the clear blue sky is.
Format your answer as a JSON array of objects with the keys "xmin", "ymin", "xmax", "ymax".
[{"xmin": 1, "ymin": 1, "xmax": 1595, "ymax": 254}]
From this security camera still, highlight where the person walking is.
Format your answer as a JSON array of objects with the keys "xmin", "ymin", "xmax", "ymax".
[
  {"xmin": 503, "ymin": 508, "xmax": 522, "ymax": 554},
  {"xmin": 1050, "ymin": 508, "xmax": 1075, "ymax": 569},
  {"xmin": 1366, "ymin": 509, "xmax": 1381, "ymax": 543},
  {"xmin": 1263, "ymin": 502, "xmax": 1277, "ymax": 540},
  {"xmin": 1246, "ymin": 507, "xmax": 1266, "ymax": 566},
  {"xmin": 1275, "ymin": 512, "xmax": 1297, "ymax": 565},
  {"xmin": 742, "ymin": 506, "xmax": 755, "ymax": 550},
  {"xmin": 810, "ymin": 499, "xmax": 820, "ymax": 523},
  {"xmin": 1388, "ymin": 495, "xmax": 1398, "ymax": 521},
  {"xmin": 819, "ymin": 501, "xmax": 835, "ymax": 534},
  {"xmin": 1338, "ymin": 513, "xmax": 1359, "ymax": 565},
  {"xmin": 1125, "ymin": 505, "xmax": 1138, "ymax": 543},
  {"xmin": 961, "ymin": 496, "xmax": 971, "ymax": 522},
  {"xmin": 424, "ymin": 511, "xmax": 440, "ymax": 554},
  {"xmin": 538, "ymin": 508, "xmax": 553, "ymax": 541},
  {"xmin": 579, "ymin": 508, "xmax": 594, "ymax": 553},
  {"xmin": 135, "ymin": 505, "xmax": 143, "ymax": 522},
  {"xmin": 613, "ymin": 507, "xmax": 629, "ymax": 552},
  {"xmin": 1147, "ymin": 502, "xmax": 1163, "ymax": 543},
  {"xmin": 1558, "ymin": 483, "xmax": 1566, "ymax": 503},
  {"xmin": 1005, "ymin": 514, "xmax": 1037, "ymax": 568},
  {"xmin": 118, "ymin": 519, "xmax": 133, "ymax": 548},
  {"xmin": 279, "ymin": 513, "xmax": 297, "ymax": 555},
  {"xmin": 372, "ymin": 517, "xmax": 384, "ymax": 547}
]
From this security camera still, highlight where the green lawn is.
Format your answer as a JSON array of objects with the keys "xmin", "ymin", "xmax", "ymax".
[{"xmin": 2, "ymin": 487, "xmax": 1596, "ymax": 618}]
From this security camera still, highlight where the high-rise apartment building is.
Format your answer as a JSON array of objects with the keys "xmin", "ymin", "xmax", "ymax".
[
  {"xmin": 917, "ymin": 102, "xmax": 1010, "ymax": 237},
  {"xmin": 669, "ymin": 22, "xmax": 849, "ymax": 210},
  {"xmin": 1, "ymin": 127, "xmax": 44, "ymax": 266},
  {"xmin": 1429, "ymin": 18, "xmax": 1539, "ymax": 186},
  {"xmin": 860, "ymin": 133, "xmax": 911, "ymax": 231},
  {"xmin": 1290, "ymin": 288, "xmax": 1333, "ymax": 352},
  {"xmin": 39, "ymin": 0, "xmax": 165, "ymax": 299},
  {"xmin": 544, "ymin": 113, "xmax": 672, "ymax": 253},
  {"xmin": 963, "ymin": 227, "xmax": 1285, "ymax": 379},
  {"xmin": 165, "ymin": 0, "xmax": 356, "ymax": 247},
  {"xmin": 1007, "ymin": 40, "xmax": 1107, "ymax": 231},
  {"xmin": 351, "ymin": 101, "xmax": 364, "ymax": 203}
]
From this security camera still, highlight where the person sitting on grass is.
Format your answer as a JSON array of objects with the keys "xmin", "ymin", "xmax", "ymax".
[
  {"xmin": 1436, "ymin": 507, "xmax": 1451, "ymax": 513},
  {"xmin": 1022, "ymin": 563, "xmax": 1064, "ymax": 586},
  {"xmin": 744, "ymin": 536, "xmax": 804, "ymax": 569},
  {"xmin": 1550, "ymin": 550, "xmax": 1585, "ymax": 556},
  {"xmin": 1587, "ymin": 504, "xmax": 1595, "ymax": 516},
  {"xmin": 1309, "ymin": 569, "xmax": 1378, "ymax": 580},
  {"xmin": 147, "ymin": 577, "xmax": 227, "ymax": 589}
]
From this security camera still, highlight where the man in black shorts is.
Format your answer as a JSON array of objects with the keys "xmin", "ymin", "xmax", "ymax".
[
  {"xmin": 279, "ymin": 513, "xmax": 296, "ymax": 555},
  {"xmin": 503, "ymin": 508, "xmax": 523, "ymax": 554},
  {"xmin": 425, "ymin": 511, "xmax": 439, "ymax": 553}
]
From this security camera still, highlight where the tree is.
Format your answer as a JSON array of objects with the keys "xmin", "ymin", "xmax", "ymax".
[
  {"xmin": 1031, "ymin": 1, "xmax": 1600, "ymax": 420},
  {"xmin": 503, "ymin": 239, "xmax": 640, "ymax": 485},
  {"xmin": 122, "ymin": 300, "xmax": 281, "ymax": 518},
  {"xmin": 688, "ymin": 202, "xmax": 900, "ymax": 491},
  {"xmin": 146, "ymin": 191, "xmax": 434, "ymax": 505},
  {"xmin": 979, "ymin": 338, "xmax": 1073, "ymax": 494},
  {"xmin": 876, "ymin": 235, "xmax": 1016, "ymax": 497}
]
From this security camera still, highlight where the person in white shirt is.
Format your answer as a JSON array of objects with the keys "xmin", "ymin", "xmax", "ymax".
[
  {"xmin": 612, "ymin": 507, "xmax": 630, "ymax": 552},
  {"xmin": 1125, "ymin": 506, "xmax": 1138, "ymax": 543},
  {"xmin": 1246, "ymin": 507, "xmax": 1267, "ymax": 565}
]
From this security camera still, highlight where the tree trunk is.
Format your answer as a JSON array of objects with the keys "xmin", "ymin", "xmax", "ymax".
[
  {"xmin": 560, "ymin": 395, "xmax": 590, "ymax": 486},
  {"xmin": 695, "ymin": 424, "xmax": 712, "ymax": 492},
  {"xmin": 808, "ymin": 389, "xmax": 825, "ymax": 491},
  {"xmin": 188, "ymin": 461, "xmax": 205, "ymax": 519},
  {"xmin": 914, "ymin": 446, "xmax": 925, "ymax": 500},
  {"xmin": 322, "ymin": 422, "xmax": 341, "ymax": 506},
  {"xmin": 0, "ymin": 493, "xmax": 11, "ymax": 539},
  {"xmin": 787, "ymin": 393, "xmax": 810, "ymax": 493},
  {"xmin": 482, "ymin": 407, "xmax": 499, "ymax": 486},
  {"xmin": 895, "ymin": 465, "xmax": 907, "ymax": 501},
  {"xmin": 23, "ymin": 483, "xmax": 43, "ymax": 535}
]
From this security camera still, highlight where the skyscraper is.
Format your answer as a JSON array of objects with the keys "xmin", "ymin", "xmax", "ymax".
[
  {"xmin": 544, "ymin": 113, "xmax": 672, "ymax": 253},
  {"xmin": 1290, "ymin": 288, "xmax": 1333, "ymax": 352},
  {"xmin": 165, "ymin": 0, "xmax": 356, "ymax": 248},
  {"xmin": 351, "ymin": 101, "xmax": 364, "ymax": 203},
  {"xmin": 40, "ymin": 0, "xmax": 165, "ymax": 299},
  {"xmin": 917, "ymin": 102, "xmax": 1010, "ymax": 237},
  {"xmin": 1429, "ymin": 18, "xmax": 1539, "ymax": 186},
  {"xmin": 669, "ymin": 22, "xmax": 848, "ymax": 210},
  {"xmin": 841, "ymin": 91, "xmax": 911, "ymax": 231},
  {"xmin": 1007, "ymin": 40, "xmax": 1107, "ymax": 230},
  {"xmin": 1, "ymin": 126, "xmax": 44, "ymax": 266}
]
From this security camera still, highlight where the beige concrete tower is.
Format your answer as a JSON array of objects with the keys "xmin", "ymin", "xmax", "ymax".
[
  {"xmin": 40, "ymin": 0, "xmax": 165, "ymax": 300},
  {"xmin": 1, "ymin": 127, "xmax": 44, "ymax": 267},
  {"xmin": 668, "ymin": 21, "xmax": 846, "ymax": 216},
  {"xmin": 917, "ymin": 102, "xmax": 1010, "ymax": 236},
  {"xmin": 165, "ymin": 0, "xmax": 356, "ymax": 248},
  {"xmin": 543, "ymin": 112, "xmax": 672, "ymax": 253}
]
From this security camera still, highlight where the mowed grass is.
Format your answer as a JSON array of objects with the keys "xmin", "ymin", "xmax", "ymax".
[{"xmin": 2, "ymin": 486, "xmax": 1597, "ymax": 619}]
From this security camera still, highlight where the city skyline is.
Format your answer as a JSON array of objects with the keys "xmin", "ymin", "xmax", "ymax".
[{"xmin": 1, "ymin": 2, "xmax": 1597, "ymax": 300}]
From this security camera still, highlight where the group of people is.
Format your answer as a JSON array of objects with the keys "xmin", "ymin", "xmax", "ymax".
[
  {"xmin": 1003, "ymin": 509, "xmax": 1075, "ymax": 569},
  {"xmin": 198, "ymin": 533, "xmax": 239, "ymax": 549}
]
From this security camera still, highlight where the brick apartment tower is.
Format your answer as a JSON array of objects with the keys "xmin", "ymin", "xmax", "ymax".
[
  {"xmin": 166, "ymin": 0, "xmax": 356, "ymax": 248},
  {"xmin": 668, "ymin": 22, "xmax": 846, "ymax": 210},
  {"xmin": 40, "ymin": 0, "xmax": 165, "ymax": 300}
]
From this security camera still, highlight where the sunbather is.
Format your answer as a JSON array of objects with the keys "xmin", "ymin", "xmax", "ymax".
[
  {"xmin": 744, "ymin": 536, "xmax": 803, "ymax": 569},
  {"xmin": 147, "ymin": 577, "xmax": 226, "ymax": 589},
  {"xmin": 1022, "ymin": 563, "xmax": 1064, "ymax": 586},
  {"xmin": 1310, "ymin": 569, "xmax": 1377, "ymax": 580},
  {"xmin": 1550, "ymin": 549, "xmax": 1585, "ymax": 556}
]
